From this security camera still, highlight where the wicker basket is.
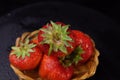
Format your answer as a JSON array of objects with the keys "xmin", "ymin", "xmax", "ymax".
[{"xmin": 10, "ymin": 30, "xmax": 100, "ymax": 80}]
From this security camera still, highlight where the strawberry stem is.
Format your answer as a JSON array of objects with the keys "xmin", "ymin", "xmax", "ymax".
[
  {"xmin": 11, "ymin": 38, "xmax": 36, "ymax": 59},
  {"xmin": 72, "ymin": 46, "xmax": 84, "ymax": 65},
  {"xmin": 59, "ymin": 46, "xmax": 84, "ymax": 67},
  {"xmin": 40, "ymin": 21, "xmax": 73, "ymax": 55}
]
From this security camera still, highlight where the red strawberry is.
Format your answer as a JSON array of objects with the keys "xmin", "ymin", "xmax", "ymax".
[
  {"xmin": 72, "ymin": 30, "xmax": 94, "ymax": 64},
  {"xmin": 38, "ymin": 21, "xmax": 76, "ymax": 57},
  {"xmin": 9, "ymin": 39, "xmax": 43, "ymax": 70},
  {"xmin": 39, "ymin": 54, "xmax": 74, "ymax": 80}
]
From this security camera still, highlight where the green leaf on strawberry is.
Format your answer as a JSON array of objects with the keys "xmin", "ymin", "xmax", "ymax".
[
  {"xmin": 40, "ymin": 21, "xmax": 73, "ymax": 55},
  {"xmin": 72, "ymin": 46, "xmax": 84, "ymax": 65},
  {"xmin": 11, "ymin": 39, "xmax": 36, "ymax": 59},
  {"xmin": 59, "ymin": 46, "xmax": 84, "ymax": 67}
]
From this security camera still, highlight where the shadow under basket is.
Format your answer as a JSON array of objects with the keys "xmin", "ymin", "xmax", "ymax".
[{"xmin": 10, "ymin": 31, "xmax": 100, "ymax": 80}]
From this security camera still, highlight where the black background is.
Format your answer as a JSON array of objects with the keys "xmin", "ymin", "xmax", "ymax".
[
  {"xmin": 0, "ymin": 0, "xmax": 120, "ymax": 24},
  {"xmin": 0, "ymin": 0, "xmax": 120, "ymax": 80}
]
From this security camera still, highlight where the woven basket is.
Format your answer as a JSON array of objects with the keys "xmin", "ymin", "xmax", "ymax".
[{"xmin": 10, "ymin": 30, "xmax": 100, "ymax": 80}]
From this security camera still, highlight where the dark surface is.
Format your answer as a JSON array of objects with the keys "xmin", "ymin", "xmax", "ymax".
[
  {"xmin": 0, "ymin": 0, "xmax": 120, "ymax": 24},
  {"xmin": 0, "ymin": 1, "xmax": 120, "ymax": 80}
]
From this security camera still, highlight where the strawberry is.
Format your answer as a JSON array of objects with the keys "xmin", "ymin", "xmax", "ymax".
[
  {"xmin": 39, "ymin": 54, "xmax": 74, "ymax": 80},
  {"xmin": 38, "ymin": 21, "xmax": 76, "ymax": 57},
  {"xmin": 72, "ymin": 30, "xmax": 94, "ymax": 64},
  {"xmin": 9, "ymin": 39, "xmax": 43, "ymax": 70}
]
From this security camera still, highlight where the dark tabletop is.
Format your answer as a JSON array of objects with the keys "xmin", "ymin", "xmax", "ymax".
[{"xmin": 0, "ymin": 0, "xmax": 120, "ymax": 23}]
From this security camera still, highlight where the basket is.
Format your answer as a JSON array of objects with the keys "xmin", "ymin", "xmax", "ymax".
[{"xmin": 10, "ymin": 30, "xmax": 100, "ymax": 80}]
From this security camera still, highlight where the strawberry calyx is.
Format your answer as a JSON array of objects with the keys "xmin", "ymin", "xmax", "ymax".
[
  {"xmin": 59, "ymin": 46, "xmax": 84, "ymax": 67},
  {"xmin": 40, "ymin": 21, "xmax": 73, "ymax": 55},
  {"xmin": 72, "ymin": 46, "xmax": 84, "ymax": 65},
  {"xmin": 11, "ymin": 39, "xmax": 36, "ymax": 59}
]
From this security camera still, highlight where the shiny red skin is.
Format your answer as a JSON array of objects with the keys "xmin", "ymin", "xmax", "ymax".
[
  {"xmin": 72, "ymin": 30, "xmax": 94, "ymax": 64},
  {"xmin": 39, "ymin": 54, "xmax": 74, "ymax": 80},
  {"xmin": 9, "ymin": 46, "xmax": 43, "ymax": 70},
  {"xmin": 38, "ymin": 22, "xmax": 76, "ymax": 57}
]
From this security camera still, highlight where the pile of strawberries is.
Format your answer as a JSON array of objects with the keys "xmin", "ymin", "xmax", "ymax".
[{"xmin": 9, "ymin": 21, "xmax": 94, "ymax": 80}]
